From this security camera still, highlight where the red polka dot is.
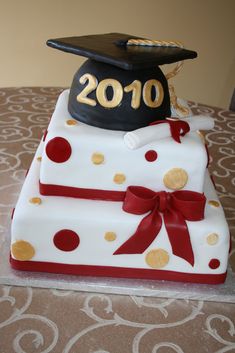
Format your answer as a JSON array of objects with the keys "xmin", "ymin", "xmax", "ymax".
[
  {"xmin": 53, "ymin": 229, "xmax": 80, "ymax": 251},
  {"xmin": 209, "ymin": 259, "xmax": 220, "ymax": 269},
  {"xmin": 145, "ymin": 150, "xmax": 158, "ymax": 162},
  {"xmin": 46, "ymin": 137, "xmax": 72, "ymax": 163}
]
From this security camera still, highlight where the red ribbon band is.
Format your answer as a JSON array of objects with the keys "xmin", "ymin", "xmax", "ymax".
[{"xmin": 114, "ymin": 186, "xmax": 206, "ymax": 266}]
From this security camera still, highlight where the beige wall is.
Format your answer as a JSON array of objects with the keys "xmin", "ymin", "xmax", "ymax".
[{"xmin": 0, "ymin": 0, "xmax": 234, "ymax": 109}]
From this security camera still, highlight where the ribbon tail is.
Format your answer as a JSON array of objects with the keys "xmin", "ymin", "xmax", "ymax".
[
  {"xmin": 169, "ymin": 123, "xmax": 181, "ymax": 143},
  {"xmin": 164, "ymin": 209, "xmax": 194, "ymax": 266},
  {"xmin": 168, "ymin": 120, "xmax": 190, "ymax": 143},
  {"xmin": 114, "ymin": 210, "xmax": 162, "ymax": 255}
]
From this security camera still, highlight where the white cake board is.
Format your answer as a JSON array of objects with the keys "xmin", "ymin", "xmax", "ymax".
[{"xmin": 1, "ymin": 226, "xmax": 235, "ymax": 303}]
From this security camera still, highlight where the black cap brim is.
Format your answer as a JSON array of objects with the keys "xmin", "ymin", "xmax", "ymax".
[{"xmin": 47, "ymin": 32, "xmax": 197, "ymax": 70}]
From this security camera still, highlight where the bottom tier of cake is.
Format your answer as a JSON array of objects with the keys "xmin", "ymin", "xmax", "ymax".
[{"xmin": 10, "ymin": 141, "xmax": 230, "ymax": 284}]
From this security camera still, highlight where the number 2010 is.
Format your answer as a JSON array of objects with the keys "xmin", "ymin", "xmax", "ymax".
[{"xmin": 77, "ymin": 73, "xmax": 164, "ymax": 109}]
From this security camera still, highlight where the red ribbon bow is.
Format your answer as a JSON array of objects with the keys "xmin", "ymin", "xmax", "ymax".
[
  {"xmin": 150, "ymin": 119, "xmax": 190, "ymax": 143},
  {"xmin": 114, "ymin": 187, "xmax": 206, "ymax": 266}
]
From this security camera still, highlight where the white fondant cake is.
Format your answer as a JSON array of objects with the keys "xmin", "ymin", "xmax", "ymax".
[
  {"xmin": 10, "ymin": 33, "xmax": 230, "ymax": 284},
  {"xmin": 10, "ymin": 90, "xmax": 230, "ymax": 284}
]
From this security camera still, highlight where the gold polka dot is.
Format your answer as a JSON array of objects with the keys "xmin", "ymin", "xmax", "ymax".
[
  {"xmin": 92, "ymin": 152, "xmax": 105, "ymax": 165},
  {"xmin": 66, "ymin": 119, "xmax": 78, "ymax": 126},
  {"xmin": 29, "ymin": 197, "xmax": 42, "ymax": 205},
  {"xmin": 37, "ymin": 156, "xmax": 42, "ymax": 162},
  {"xmin": 113, "ymin": 173, "xmax": 126, "ymax": 184},
  {"xmin": 11, "ymin": 240, "xmax": 35, "ymax": 261},
  {"xmin": 163, "ymin": 168, "xmax": 188, "ymax": 190},
  {"xmin": 145, "ymin": 249, "xmax": 170, "ymax": 269},
  {"xmin": 206, "ymin": 233, "xmax": 219, "ymax": 245},
  {"xmin": 104, "ymin": 232, "xmax": 117, "ymax": 242},
  {"xmin": 208, "ymin": 200, "xmax": 220, "ymax": 208}
]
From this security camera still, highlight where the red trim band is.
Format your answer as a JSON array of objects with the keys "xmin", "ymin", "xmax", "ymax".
[
  {"xmin": 39, "ymin": 181, "xmax": 126, "ymax": 201},
  {"xmin": 10, "ymin": 257, "xmax": 227, "ymax": 285}
]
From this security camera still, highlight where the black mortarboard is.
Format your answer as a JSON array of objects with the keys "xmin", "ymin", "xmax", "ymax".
[{"xmin": 47, "ymin": 33, "xmax": 197, "ymax": 131}]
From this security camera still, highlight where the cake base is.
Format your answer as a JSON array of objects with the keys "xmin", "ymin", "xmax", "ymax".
[
  {"xmin": 1, "ymin": 228, "xmax": 235, "ymax": 303},
  {"xmin": 10, "ymin": 257, "xmax": 226, "ymax": 285}
]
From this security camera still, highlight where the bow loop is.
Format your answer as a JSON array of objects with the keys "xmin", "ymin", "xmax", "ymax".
[
  {"xmin": 171, "ymin": 190, "xmax": 205, "ymax": 221},
  {"xmin": 123, "ymin": 186, "xmax": 157, "ymax": 215}
]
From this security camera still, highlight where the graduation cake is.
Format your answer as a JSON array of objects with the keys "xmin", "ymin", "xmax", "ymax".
[{"xmin": 10, "ymin": 33, "xmax": 230, "ymax": 284}]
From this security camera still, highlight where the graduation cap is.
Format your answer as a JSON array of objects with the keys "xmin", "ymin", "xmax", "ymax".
[{"xmin": 47, "ymin": 33, "xmax": 197, "ymax": 131}]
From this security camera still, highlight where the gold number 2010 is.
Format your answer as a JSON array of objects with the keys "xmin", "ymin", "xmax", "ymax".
[{"xmin": 77, "ymin": 74, "xmax": 164, "ymax": 109}]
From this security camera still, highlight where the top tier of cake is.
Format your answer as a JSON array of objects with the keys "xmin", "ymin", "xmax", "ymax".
[{"xmin": 39, "ymin": 90, "xmax": 208, "ymax": 200}]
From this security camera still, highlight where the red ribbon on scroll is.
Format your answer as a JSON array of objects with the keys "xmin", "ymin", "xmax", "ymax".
[
  {"xmin": 113, "ymin": 187, "xmax": 206, "ymax": 266},
  {"xmin": 150, "ymin": 119, "xmax": 190, "ymax": 143}
]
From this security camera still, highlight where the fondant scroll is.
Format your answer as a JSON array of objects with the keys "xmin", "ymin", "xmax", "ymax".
[{"xmin": 124, "ymin": 115, "xmax": 214, "ymax": 149}]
